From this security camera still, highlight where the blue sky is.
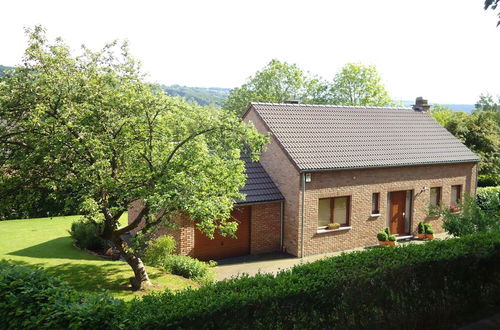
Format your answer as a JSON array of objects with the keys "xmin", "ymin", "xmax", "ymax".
[{"xmin": 1, "ymin": 0, "xmax": 499, "ymax": 104}]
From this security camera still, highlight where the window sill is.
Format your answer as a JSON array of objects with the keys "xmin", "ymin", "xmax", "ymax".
[
  {"xmin": 370, "ymin": 213, "xmax": 381, "ymax": 217},
  {"xmin": 317, "ymin": 226, "xmax": 352, "ymax": 234}
]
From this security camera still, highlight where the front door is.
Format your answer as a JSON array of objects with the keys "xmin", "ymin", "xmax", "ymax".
[{"xmin": 390, "ymin": 191, "xmax": 406, "ymax": 235}]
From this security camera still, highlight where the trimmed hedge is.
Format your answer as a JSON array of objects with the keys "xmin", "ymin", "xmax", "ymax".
[
  {"xmin": 130, "ymin": 233, "xmax": 500, "ymax": 329},
  {"xmin": 2, "ymin": 232, "xmax": 500, "ymax": 329},
  {"xmin": 0, "ymin": 261, "xmax": 125, "ymax": 329}
]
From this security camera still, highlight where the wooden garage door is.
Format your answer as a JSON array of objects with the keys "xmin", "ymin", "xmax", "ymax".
[{"xmin": 194, "ymin": 206, "xmax": 251, "ymax": 260}]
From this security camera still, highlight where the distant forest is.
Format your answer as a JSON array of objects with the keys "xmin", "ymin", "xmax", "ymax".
[{"xmin": 0, "ymin": 64, "xmax": 473, "ymax": 111}]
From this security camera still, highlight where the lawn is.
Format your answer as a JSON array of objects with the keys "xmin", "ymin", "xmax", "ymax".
[{"xmin": 0, "ymin": 215, "xmax": 196, "ymax": 300}]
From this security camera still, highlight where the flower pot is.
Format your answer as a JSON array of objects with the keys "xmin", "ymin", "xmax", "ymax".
[
  {"xmin": 378, "ymin": 241, "xmax": 386, "ymax": 246},
  {"xmin": 425, "ymin": 234, "xmax": 434, "ymax": 240},
  {"xmin": 328, "ymin": 224, "xmax": 340, "ymax": 230},
  {"xmin": 417, "ymin": 233, "xmax": 426, "ymax": 240},
  {"xmin": 386, "ymin": 241, "xmax": 396, "ymax": 246}
]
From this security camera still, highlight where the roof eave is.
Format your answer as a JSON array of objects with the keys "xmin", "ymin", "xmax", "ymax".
[{"xmin": 298, "ymin": 158, "xmax": 481, "ymax": 173}]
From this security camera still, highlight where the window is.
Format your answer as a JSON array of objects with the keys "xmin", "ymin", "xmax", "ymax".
[
  {"xmin": 371, "ymin": 193, "xmax": 380, "ymax": 215},
  {"xmin": 429, "ymin": 187, "xmax": 441, "ymax": 207},
  {"xmin": 451, "ymin": 185, "xmax": 462, "ymax": 206},
  {"xmin": 318, "ymin": 196, "xmax": 350, "ymax": 227}
]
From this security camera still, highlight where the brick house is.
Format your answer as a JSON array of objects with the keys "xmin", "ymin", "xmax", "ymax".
[{"xmin": 130, "ymin": 98, "xmax": 479, "ymax": 259}]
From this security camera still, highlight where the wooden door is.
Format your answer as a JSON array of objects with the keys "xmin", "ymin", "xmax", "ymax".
[
  {"xmin": 194, "ymin": 206, "xmax": 251, "ymax": 260},
  {"xmin": 390, "ymin": 191, "xmax": 406, "ymax": 235}
]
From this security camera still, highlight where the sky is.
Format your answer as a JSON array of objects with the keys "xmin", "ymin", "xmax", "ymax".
[{"xmin": 1, "ymin": 0, "xmax": 499, "ymax": 104}]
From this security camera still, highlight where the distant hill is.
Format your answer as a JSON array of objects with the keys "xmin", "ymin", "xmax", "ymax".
[
  {"xmin": 0, "ymin": 65, "xmax": 13, "ymax": 76},
  {"xmin": 160, "ymin": 85, "xmax": 231, "ymax": 107},
  {"xmin": 399, "ymin": 100, "xmax": 475, "ymax": 113}
]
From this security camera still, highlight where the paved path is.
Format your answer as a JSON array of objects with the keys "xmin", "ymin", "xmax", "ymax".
[{"xmin": 215, "ymin": 232, "xmax": 449, "ymax": 281}]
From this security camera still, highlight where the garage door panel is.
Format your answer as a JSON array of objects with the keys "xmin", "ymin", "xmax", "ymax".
[{"xmin": 194, "ymin": 206, "xmax": 250, "ymax": 260}]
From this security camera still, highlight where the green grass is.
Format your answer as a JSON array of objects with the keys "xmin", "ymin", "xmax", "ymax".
[{"xmin": 0, "ymin": 215, "xmax": 196, "ymax": 300}]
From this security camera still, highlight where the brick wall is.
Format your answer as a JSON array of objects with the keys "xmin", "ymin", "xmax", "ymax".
[
  {"xmin": 300, "ymin": 162, "xmax": 477, "ymax": 256},
  {"xmin": 243, "ymin": 108, "xmax": 301, "ymax": 255},
  {"xmin": 250, "ymin": 201, "xmax": 282, "ymax": 254},
  {"xmin": 128, "ymin": 200, "xmax": 282, "ymax": 258}
]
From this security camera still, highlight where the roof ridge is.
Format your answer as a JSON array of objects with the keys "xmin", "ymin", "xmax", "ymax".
[{"xmin": 250, "ymin": 102, "xmax": 411, "ymax": 110}]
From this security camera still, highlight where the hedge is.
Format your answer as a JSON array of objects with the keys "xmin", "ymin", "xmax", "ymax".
[
  {"xmin": 2, "ymin": 232, "xmax": 500, "ymax": 329},
  {"xmin": 0, "ymin": 261, "xmax": 126, "ymax": 330}
]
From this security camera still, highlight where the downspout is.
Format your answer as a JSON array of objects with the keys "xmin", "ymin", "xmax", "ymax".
[
  {"xmin": 301, "ymin": 172, "xmax": 305, "ymax": 258},
  {"xmin": 475, "ymin": 163, "xmax": 479, "ymax": 196},
  {"xmin": 280, "ymin": 200, "xmax": 284, "ymax": 250}
]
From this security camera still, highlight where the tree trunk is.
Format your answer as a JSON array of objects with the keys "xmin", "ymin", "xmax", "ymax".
[{"xmin": 112, "ymin": 235, "xmax": 151, "ymax": 291}]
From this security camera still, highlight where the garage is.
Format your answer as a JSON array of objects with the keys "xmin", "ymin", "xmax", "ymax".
[{"xmin": 194, "ymin": 206, "xmax": 251, "ymax": 260}]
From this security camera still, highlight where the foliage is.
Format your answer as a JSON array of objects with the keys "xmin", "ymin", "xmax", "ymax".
[
  {"xmin": 424, "ymin": 223, "xmax": 434, "ymax": 235},
  {"xmin": 388, "ymin": 234, "xmax": 396, "ymax": 242},
  {"xmin": 443, "ymin": 195, "xmax": 500, "ymax": 237},
  {"xmin": 160, "ymin": 85, "xmax": 230, "ymax": 107},
  {"xmin": 129, "ymin": 232, "xmax": 500, "ymax": 329},
  {"xmin": 0, "ymin": 26, "xmax": 267, "ymax": 288},
  {"xmin": 143, "ymin": 235, "xmax": 176, "ymax": 266},
  {"xmin": 427, "ymin": 204, "xmax": 442, "ymax": 217},
  {"xmin": 68, "ymin": 218, "xmax": 106, "ymax": 251},
  {"xmin": 418, "ymin": 222, "xmax": 425, "ymax": 234},
  {"xmin": 223, "ymin": 59, "xmax": 326, "ymax": 115},
  {"xmin": 0, "ymin": 260, "xmax": 126, "ymax": 329},
  {"xmin": 384, "ymin": 227, "xmax": 391, "ymax": 236},
  {"xmin": 431, "ymin": 103, "xmax": 499, "ymax": 185},
  {"xmin": 3, "ymin": 233, "xmax": 500, "ymax": 329},
  {"xmin": 377, "ymin": 231, "xmax": 388, "ymax": 241},
  {"xmin": 328, "ymin": 63, "xmax": 393, "ymax": 106},
  {"xmin": 476, "ymin": 186, "xmax": 500, "ymax": 213},
  {"xmin": 162, "ymin": 255, "xmax": 216, "ymax": 284},
  {"xmin": 478, "ymin": 173, "xmax": 500, "ymax": 187}
]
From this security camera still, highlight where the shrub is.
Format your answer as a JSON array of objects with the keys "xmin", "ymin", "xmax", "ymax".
[
  {"xmin": 443, "ymin": 195, "xmax": 500, "ymax": 237},
  {"xmin": 388, "ymin": 235, "xmax": 396, "ymax": 242},
  {"xmin": 423, "ymin": 223, "xmax": 433, "ymax": 234},
  {"xmin": 163, "ymin": 255, "xmax": 215, "ymax": 284},
  {"xmin": 384, "ymin": 227, "xmax": 390, "ymax": 236},
  {"xmin": 377, "ymin": 231, "xmax": 388, "ymax": 241},
  {"xmin": 129, "ymin": 232, "xmax": 500, "ymax": 329},
  {"xmin": 68, "ymin": 219, "xmax": 105, "ymax": 251},
  {"xmin": 0, "ymin": 260, "xmax": 125, "ymax": 329},
  {"xmin": 476, "ymin": 186, "xmax": 500, "ymax": 213},
  {"xmin": 417, "ymin": 222, "xmax": 425, "ymax": 234},
  {"xmin": 478, "ymin": 173, "xmax": 499, "ymax": 187},
  {"xmin": 143, "ymin": 235, "xmax": 176, "ymax": 267}
]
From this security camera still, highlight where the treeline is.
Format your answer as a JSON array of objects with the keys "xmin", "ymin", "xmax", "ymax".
[{"xmin": 160, "ymin": 84, "xmax": 230, "ymax": 107}]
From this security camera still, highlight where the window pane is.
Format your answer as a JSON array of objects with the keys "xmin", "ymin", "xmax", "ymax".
[
  {"xmin": 430, "ymin": 187, "xmax": 440, "ymax": 206},
  {"xmin": 333, "ymin": 197, "xmax": 348, "ymax": 225},
  {"xmin": 318, "ymin": 199, "xmax": 331, "ymax": 227},
  {"xmin": 372, "ymin": 193, "xmax": 379, "ymax": 213},
  {"xmin": 451, "ymin": 185, "xmax": 461, "ymax": 205}
]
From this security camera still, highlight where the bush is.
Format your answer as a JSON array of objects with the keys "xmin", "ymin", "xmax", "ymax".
[
  {"xmin": 443, "ymin": 195, "xmax": 500, "ymax": 237},
  {"xmin": 417, "ymin": 222, "xmax": 425, "ymax": 234},
  {"xmin": 0, "ymin": 260, "xmax": 125, "ymax": 329},
  {"xmin": 377, "ymin": 231, "xmax": 388, "ymax": 241},
  {"xmin": 423, "ymin": 223, "xmax": 433, "ymax": 234},
  {"xmin": 476, "ymin": 186, "xmax": 500, "ymax": 213},
  {"xmin": 68, "ymin": 219, "xmax": 105, "ymax": 251},
  {"xmin": 143, "ymin": 235, "xmax": 176, "ymax": 266},
  {"xmin": 163, "ymin": 255, "xmax": 215, "ymax": 284},
  {"xmin": 478, "ymin": 173, "xmax": 499, "ymax": 187},
  {"xmin": 129, "ymin": 232, "xmax": 500, "ymax": 329},
  {"xmin": 384, "ymin": 227, "xmax": 390, "ymax": 236},
  {"xmin": 388, "ymin": 235, "xmax": 396, "ymax": 242}
]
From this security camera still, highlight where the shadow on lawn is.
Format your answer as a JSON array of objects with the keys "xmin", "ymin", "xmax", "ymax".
[
  {"xmin": 7, "ymin": 236, "xmax": 97, "ymax": 260},
  {"xmin": 7, "ymin": 258, "xmax": 133, "ymax": 293}
]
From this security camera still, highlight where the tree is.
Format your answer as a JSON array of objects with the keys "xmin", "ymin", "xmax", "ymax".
[
  {"xmin": 485, "ymin": 0, "xmax": 500, "ymax": 26},
  {"xmin": 223, "ymin": 59, "xmax": 326, "ymax": 115},
  {"xmin": 0, "ymin": 27, "xmax": 268, "ymax": 290},
  {"xmin": 475, "ymin": 93, "xmax": 500, "ymax": 125},
  {"xmin": 327, "ymin": 63, "xmax": 393, "ymax": 106}
]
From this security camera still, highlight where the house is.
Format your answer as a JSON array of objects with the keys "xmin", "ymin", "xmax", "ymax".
[{"xmin": 129, "ymin": 97, "xmax": 479, "ymax": 259}]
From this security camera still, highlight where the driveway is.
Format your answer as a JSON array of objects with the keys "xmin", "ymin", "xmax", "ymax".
[{"xmin": 215, "ymin": 232, "xmax": 449, "ymax": 281}]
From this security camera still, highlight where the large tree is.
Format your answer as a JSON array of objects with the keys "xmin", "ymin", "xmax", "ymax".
[
  {"xmin": 327, "ymin": 62, "xmax": 393, "ymax": 107},
  {"xmin": 0, "ymin": 27, "xmax": 268, "ymax": 290},
  {"xmin": 223, "ymin": 59, "xmax": 326, "ymax": 115}
]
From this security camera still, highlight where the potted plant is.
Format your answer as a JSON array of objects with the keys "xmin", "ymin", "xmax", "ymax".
[
  {"xmin": 424, "ymin": 223, "xmax": 434, "ymax": 240},
  {"xmin": 327, "ymin": 222, "xmax": 341, "ymax": 230},
  {"xmin": 377, "ymin": 231, "xmax": 388, "ymax": 245},
  {"xmin": 387, "ymin": 234, "xmax": 396, "ymax": 246},
  {"xmin": 449, "ymin": 204, "xmax": 459, "ymax": 213},
  {"xmin": 417, "ymin": 222, "xmax": 426, "ymax": 239}
]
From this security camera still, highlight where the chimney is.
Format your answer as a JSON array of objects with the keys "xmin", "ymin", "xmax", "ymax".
[
  {"xmin": 412, "ymin": 96, "xmax": 430, "ymax": 112},
  {"xmin": 283, "ymin": 100, "xmax": 300, "ymax": 104}
]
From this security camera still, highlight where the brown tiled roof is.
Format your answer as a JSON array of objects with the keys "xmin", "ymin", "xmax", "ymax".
[
  {"xmin": 236, "ymin": 153, "xmax": 284, "ymax": 205},
  {"xmin": 249, "ymin": 102, "xmax": 479, "ymax": 172}
]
